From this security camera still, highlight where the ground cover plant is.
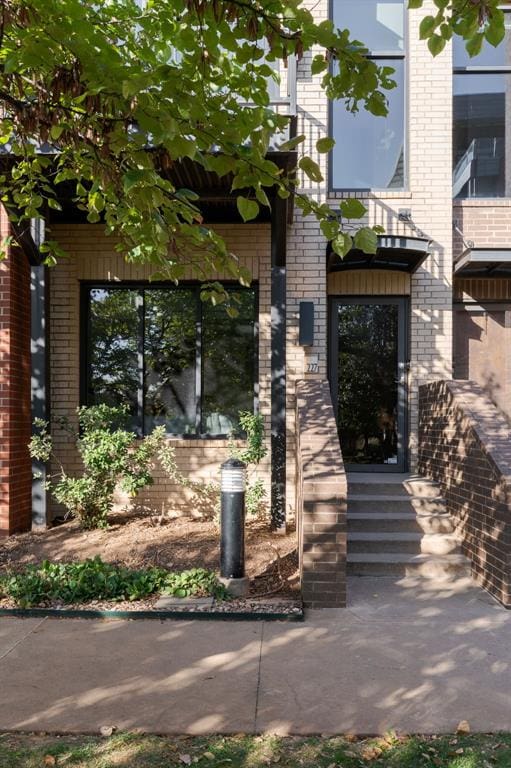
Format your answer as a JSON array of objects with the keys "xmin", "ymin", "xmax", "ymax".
[
  {"xmin": 0, "ymin": 516, "xmax": 298, "ymax": 600},
  {"xmin": 1, "ymin": 731, "xmax": 511, "ymax": 768},
  {"xmin": 0, "ymin": 557, "xmax": 227, "ymax": 608}
]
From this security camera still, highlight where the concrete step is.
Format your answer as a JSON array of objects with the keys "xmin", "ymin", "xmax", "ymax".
[
  {"xmin": 347, "ymin": 474, "xmax": 443, "ymax": 499},
  {"xmin": 347, "ymin": 553, "xmax": 471, "ymax": 579},
  {"xmin": 348, "ymin": 512, "xmax": 455, "ymax": 535},
  {"xmin": 348, "ymin": 496, "xmax": 447, "ymax": 516},
  {"xmin": 348, "ymin": 532, "xmax": 461, "ymax": 556}
]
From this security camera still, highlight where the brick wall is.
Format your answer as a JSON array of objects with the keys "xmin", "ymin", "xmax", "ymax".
[
  {"xmin": 296, "ymin": 379, "xmax": 347, "ymax": 608},
  {"xmin": 0, "ymin": 207, "xmax": 32, "ymax": 534},
  {"xmin": 48, "ymin": 223, "xmax": 271, "ymax": 519},
  {"xmin": 454, "ymin": 200, "xmax": 511, "ymax": 303},
  {"xmin": 418, "ymin": 379, "xmax": 511, "ymax": 607}
]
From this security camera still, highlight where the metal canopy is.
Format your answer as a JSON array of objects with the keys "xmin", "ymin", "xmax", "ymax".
[
  {"xmin": 327, "ymin": 235, "xmax": 431, "ymax": 274},
  {"xmin": 0, "ymin": 151, "xmax": 297, "ymax": 227},
  {"xmin": 454, "ymin": 248, "xmax": 511, "ymax": 277}
]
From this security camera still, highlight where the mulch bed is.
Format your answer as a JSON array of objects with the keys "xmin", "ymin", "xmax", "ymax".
[{"xmin": 0, "ymin": 511, "xmax": 300, "ymax": 614}]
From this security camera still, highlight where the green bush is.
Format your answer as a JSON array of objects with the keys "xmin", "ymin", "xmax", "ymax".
[
  {"xmin": 0, "ymin": 557, "xmax": 228, "ymax": 608},
  {"xmin": 29, "ymin": 405, "xmax": 177, "ymax": 530}
]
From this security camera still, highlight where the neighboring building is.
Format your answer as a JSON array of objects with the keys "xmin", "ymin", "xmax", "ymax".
[{"xmin": 2, "ymin": 1, "xmax": 511, "ymax": 606}]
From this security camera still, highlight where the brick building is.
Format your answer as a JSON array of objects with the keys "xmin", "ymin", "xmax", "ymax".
[{"xmin": 2, "ymin": 1, "xmax": 511, "ymax": 606}]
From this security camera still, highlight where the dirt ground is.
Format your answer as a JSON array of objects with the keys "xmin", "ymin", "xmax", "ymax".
[{"xmin": 0, "ymin": 512, "xmax": 299, "ymax": 597}]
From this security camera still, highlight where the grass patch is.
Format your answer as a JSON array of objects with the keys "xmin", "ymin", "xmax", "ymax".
[{"xmin": 1, "ymin": 732, "xmax": 511, "ymax": 768}]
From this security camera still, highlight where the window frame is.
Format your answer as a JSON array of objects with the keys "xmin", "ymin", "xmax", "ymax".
[
  {"xmin": 80, "ymin": 280, "xmax": 260, "ymax": 439},
  {"xmin": 453, "ymin": 7, "xmax": 511, "ymax": 199},
  {"xmin": 328, "ymin": 0, "xmax": 408, "ymax": 193}
]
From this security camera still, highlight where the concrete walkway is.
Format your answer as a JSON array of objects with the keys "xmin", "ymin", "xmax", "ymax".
[{"xmin": 1, "ymin": 576, "xmax": 510, "ymax": 735}]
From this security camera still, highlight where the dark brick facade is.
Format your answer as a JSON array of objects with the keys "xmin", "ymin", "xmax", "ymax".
[
  {"xmin": 296, "ymin": 379, "xmax": 347, "ymax": 608},
  {"xmin": 419, "ymin": 379, "xmax": 511, "ymax": 607},
  {"xmin": 0, "ymin": 208, "xmax": 32, "ymax": 535}
]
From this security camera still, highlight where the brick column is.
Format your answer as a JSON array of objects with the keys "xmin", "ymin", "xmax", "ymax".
[
  {"xmin": 296, "ymin": 379, "xmax": 347, "ymax": 608},
  {"xmin": 0, "ymin": 208, "xmax": 32, "ymax": 535}
]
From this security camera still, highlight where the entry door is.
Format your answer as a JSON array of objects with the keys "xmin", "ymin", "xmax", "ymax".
[{"xmin": 329, "ymin": 297, "xmax": 408, "ymax": 472}]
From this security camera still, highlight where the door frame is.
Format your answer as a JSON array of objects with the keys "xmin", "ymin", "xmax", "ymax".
[{"xmin": 328, "ymin": 295, "xmax": 410, "ymax": 473}]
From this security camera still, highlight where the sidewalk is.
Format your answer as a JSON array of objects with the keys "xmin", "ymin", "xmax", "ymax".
[{"xmin": 1, "ymin": 577, "xmax": 510, "ymax": 736}]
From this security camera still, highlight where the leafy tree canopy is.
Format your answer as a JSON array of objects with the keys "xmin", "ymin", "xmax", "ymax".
[{"xmin": 0, "ymin": 0, "xmax": 505, "ymax": 289}]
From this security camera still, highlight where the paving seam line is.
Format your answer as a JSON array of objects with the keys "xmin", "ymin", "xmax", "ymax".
[
  {"xmin": 253, "ymin": 621, "xmax": 265, "ymax": 733},
  {"xmin": 0, "ymin": 617, "xmax": 47, "ymax": 662}
]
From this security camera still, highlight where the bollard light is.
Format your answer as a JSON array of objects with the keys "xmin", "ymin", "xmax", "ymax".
[{"xmin": 220, "ymin": 458, "xmax": 247, "ymax": 580}]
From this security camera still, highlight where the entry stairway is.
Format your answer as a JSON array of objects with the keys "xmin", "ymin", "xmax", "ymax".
[{"xmin": 347, "ymin": 473, "xmax": 472, "ymax": 580}]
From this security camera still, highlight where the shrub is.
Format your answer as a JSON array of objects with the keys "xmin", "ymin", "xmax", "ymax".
[
  {"xmin": 0, "ymin": 557, "xmax": 228, "ymax": 608},
  {"xmin": 29, "ymin": 405, "xmax": 176, "ymax": 530}
]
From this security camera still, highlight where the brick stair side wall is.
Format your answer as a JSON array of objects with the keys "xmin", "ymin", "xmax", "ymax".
[
  {"xmin": 296, "ymin": 379, "xmax": 347, "ymax": 608},
  {"xmin": 418, "ymin": 379, "xmax": 511, "ymax": 606}
]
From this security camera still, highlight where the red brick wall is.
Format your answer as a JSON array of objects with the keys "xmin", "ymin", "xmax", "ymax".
[
  {"xmin": 296, "ymin": 379, "xmax": 347, "ymax": 608},
  {"xmin": 0, "ymin": 208, "xmax": 32, "ymax": 535},
  {"xmin": 419, "ymin": 380, "xmax": 511, "ymax": 607}
]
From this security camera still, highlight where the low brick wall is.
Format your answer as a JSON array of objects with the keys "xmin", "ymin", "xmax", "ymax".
[
  {"xmin": 419, "ymin": 380, "xmax": 511, "ymax": 607},
  {"xmin": 296, "ymin": 379, "xmax": 347, "ymax": 608}
]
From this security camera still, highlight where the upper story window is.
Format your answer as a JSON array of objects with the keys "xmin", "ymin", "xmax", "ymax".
[
  {"xmin": 453, "ymin": 13, "xmax": 511, "ymax": 198},
  {"xmin": 330, "ymin": 0, "xmax": 406, "ymax": 191},
  {"xmin": 83, "ymin": 284, "xmax": 257, "ymax": 438}
]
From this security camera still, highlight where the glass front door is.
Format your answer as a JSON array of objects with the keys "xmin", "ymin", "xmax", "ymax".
[{"xmin": 329, "ymin": 298, "xmax": 408, "ymax": 472}]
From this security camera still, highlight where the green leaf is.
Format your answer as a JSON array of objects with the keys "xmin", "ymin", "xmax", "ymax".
[
  {"xmin": 298, "ymin": 157, "xmax": 324, "ymax": 183},
  {"xmin": 311, "ymin": 55, "xmax": 328, "ymax": 76},
  {"xmin": 340, "ymin": 198, "xmax": 366, "ymax": 219},
  {"xmin": 485, "ymin": 21, "xmax": 505, "ymax": 48},
  {"xmin": 236, "ymin": 196, "xmax": 259, "ymax": 222},
  {"xmin": 50, "ymin": 124, "xmax": 64, "ymax": 141},
  {"xmin": 331, "ymin": 232, "xmax": 353, "ymax": 258},
  {"xmin": 278, "ymin": 134, "xmax": 306, "ymax": 152},
  {"xmin": 408, "ymin": 0, "xmax": 424, "ymax": 8},
  {"xmin": 465, "ymin": 33, "xmax": 484, "ymax": 58},
  {"xmin": 316, "ymin": 137, "xmax": 335, "ymax": 154},
  {"xmin": 320, "ymin": 219, "xmax": 339, "ymax": 241},
  {"xmin": 427, "ymin": 34, "xmax": 447, "ymax": 56},
  {"xmin": 354, "ymin": 227, "xmax": 378, "ymax": 254},
  {"xmin": 419, "ymin": 15, "xmax": 437, "ymax": 40}
]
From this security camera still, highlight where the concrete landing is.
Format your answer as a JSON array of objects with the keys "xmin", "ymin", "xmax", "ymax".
[{"xmin": 1, "ymin": 577, "xmax": 510, "ymax": 735}]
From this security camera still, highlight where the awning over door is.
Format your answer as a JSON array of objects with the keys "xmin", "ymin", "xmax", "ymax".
[
  {"xmin": 327, "ymin": 235, "xmax": 431, "ymax": 274},
  {"xmin": 454, "ymin": 248, "xmax": 511, "ymax": 277}
]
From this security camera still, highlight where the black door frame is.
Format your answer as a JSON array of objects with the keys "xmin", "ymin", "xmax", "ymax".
[{"xmin": 328, "ymin": 295, "xmax": 410, "ymax": 473}]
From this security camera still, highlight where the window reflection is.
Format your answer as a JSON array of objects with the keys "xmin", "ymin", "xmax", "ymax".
[
  {"xmin": 453, "ymin": 73, "xmax": 511, "ymax": 198},
  {"xmin": 144, "ymin": 290, "xmax": 197, "ymax": 434},
  {"xmin": 337, "ymin": 303, "xmax": 399, "ymax": 466},
  {"xmin": 85, "ymin": 286, "xmax": 257, "ymax": 436},
  {"xmin": 202, "ymin": 291, "xmax": 256, "ymax": 435},
  {"xmin": 453, "ymin": 24, "xmax": 511, "ymax": 68},
  {"xmin": 332, "ymin": 0, "xmax": 404, "ymax": 52},
  {"xmin": 88, "ymin": 289, "xmax": 139, "ymax": 428},
  {"xmin": 331, "ymin": 59, "xmax": 405, "ymax": 189}
]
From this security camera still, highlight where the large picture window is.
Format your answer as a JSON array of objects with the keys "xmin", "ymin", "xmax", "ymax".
[
  {"xmin": 83, "ymin": 284, "xmax": 258, "ymax": 437},
  {"xmin": 453, "ymin": 13, "xmax": 511, "ymax": 198},
  {"xmin": 330, "ymin": 0, "xmax": 406, "ymax": 191}
]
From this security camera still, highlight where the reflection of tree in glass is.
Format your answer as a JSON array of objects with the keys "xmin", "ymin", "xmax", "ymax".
[
  {"xmin": 337, "ymin": 304, "xmax": 398, "ymax": 464},
  {"xmin": 144, "ymin": 290, "xmax": 197, "ymax": 434},
  {"xmin": 202, "ymin": 290, "xmax": 256, "ymax": 435},
  {"xmin": 88, "ymin": 286, "xmax": 257, "ymax": 437},
  {"xmin": 89, "ymin": 289, "xmax": 139, "ymax": 427}
]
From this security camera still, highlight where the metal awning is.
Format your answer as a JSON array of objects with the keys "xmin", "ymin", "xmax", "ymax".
[
  {"xmin": 454, "ymin": 248, "xmax": 511, "ymax": 277},
  {"xmin": 0, "ymin": 150, "xmax": 297, "ymax": 227},
  {"xmin": 327, "ymin": 235, "xmax": 431, "ymax": 274}
]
